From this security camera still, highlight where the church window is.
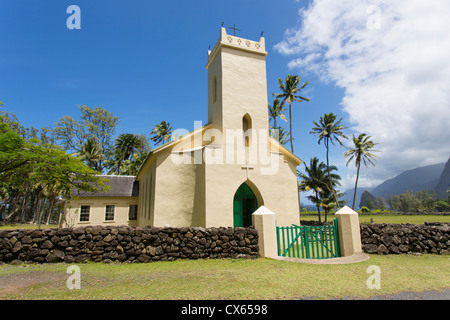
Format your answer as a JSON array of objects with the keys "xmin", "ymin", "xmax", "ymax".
[{"xmin": 242, "ymin": 114, "xmax": 252, "ymax": 147}]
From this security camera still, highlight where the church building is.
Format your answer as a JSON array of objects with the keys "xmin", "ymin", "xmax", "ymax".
[{"xmin": 65, "ymin": 27, "xmax": 302, "ymax": 229}]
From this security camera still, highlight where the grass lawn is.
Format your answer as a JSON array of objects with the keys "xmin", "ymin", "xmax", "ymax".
[
  {"xmin": 0, "ymin": 255, "xmax": 449, "ymax": 300},
  {"xmin": 0, "ymin": 224, "xmax": 58, "ymax": 230},
  {"xmin": 300, "ymin": 214, "xmax": 450, "ymax": 225}
]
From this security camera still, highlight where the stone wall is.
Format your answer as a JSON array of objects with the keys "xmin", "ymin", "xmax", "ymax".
[
  {"xmin": 360, "ymin": 222, "xmax": 450, "ymax": 255},
  {"xmin": 0, "ymin": 226, "xmax": 259, "ymax": 264}
]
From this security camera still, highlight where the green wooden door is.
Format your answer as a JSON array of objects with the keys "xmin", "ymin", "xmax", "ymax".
[
  {"xmin": 233, "ymin": 183, "xmax": 258, "ymax": 227},
  {"xmin": 233, "ymin": 198, "xmax": 243, "ymax": 227}
]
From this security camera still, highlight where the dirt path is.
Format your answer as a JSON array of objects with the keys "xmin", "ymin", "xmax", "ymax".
[{"xmin": 0, "ymin": 271, "xmax": 66, "ymax": 296}]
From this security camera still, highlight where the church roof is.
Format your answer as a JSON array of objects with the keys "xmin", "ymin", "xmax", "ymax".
[
  {"xmin": 270, "ymin": 138, "xmax": 303, "ymax": 165},
  {"xmin": 136, "ymin": 123, "xmax": 212, "ymax": 179},
  {"xmin": 73, "ymin": 175, "xmax": 139, "ymax": 197}
]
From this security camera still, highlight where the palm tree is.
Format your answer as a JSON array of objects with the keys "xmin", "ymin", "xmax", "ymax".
[
  {"xmin": 318, "ymin": 167, "xmax": 342, "ymax": 222},
  {"xmin": 298, "ymin": 157, "xmax": 328, "ymax": 223},
  {"xmin": 310, "ymin": 113, "xmax": 348, "ymax": 208},
  {"xmin": 344, "ymin": 133, "xmax": 380, "ymax": 209},
  {"xmin": 76, "ymin": 138, "xmax": 104, "ymax": 172},
  {"xmin": 114, "ymin": 133, "xmax": 145, "ymax": 161},
  {"xmin": 150, "ymin": 121, "xmax": 173, "ymax": 146},
  {"xmin": 269, "ymin": 126, "xmax": 291, "ymax": 146},
  {"xmin": 106, "ymin": 150, "xmax": 126, "ymax": 175},
  {"xmin": 121, "ymin": 149, "xmax": 149, "ymax": 175},
  {"xmin": 273, "ymin": 75, "xmax": 309, "ymax": 153},
  {"xmin": 109, "ymin": 134, "xmax": 150, "ymax": 176},
  {"xmin": 268, "ymin": 98, "xmax": 287, "ymax": 130}
]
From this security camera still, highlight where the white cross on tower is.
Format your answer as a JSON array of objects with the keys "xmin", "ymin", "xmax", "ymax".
[{"xmin": 241, "ymin": 161, "xmax": 254, "ymax": 179}]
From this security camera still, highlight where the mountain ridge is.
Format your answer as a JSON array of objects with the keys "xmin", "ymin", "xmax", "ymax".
[
  {"xmin": 342, "ymin": 157, "xmax": 449, "ymax": 208},
  {"xmin": 371, "ymin": 162, "xmax": 445, "ymax": 199}
]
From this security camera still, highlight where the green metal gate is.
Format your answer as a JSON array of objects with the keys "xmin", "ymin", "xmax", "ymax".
[{"xmin": 276, "ymin": 218, "xmax": 341, "ymax": 259}]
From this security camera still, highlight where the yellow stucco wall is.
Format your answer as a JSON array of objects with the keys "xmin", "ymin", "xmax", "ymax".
[
  {"xmin": 153, "ymin": 147, "xmax": 198, "ymax": 227},
  {"xmin": 137, "ymin": 159, "xmax": 156, "ymax": 227},
  {"xmin": 202, "ymin": 154, "xmax": 300, "ymax": 228},
  {"xmin": 64, "ymin": 197, "xmax": 139, "ymax": 228}
]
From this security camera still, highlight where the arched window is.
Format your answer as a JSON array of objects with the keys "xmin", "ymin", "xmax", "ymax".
[{"xmin": 242, "ymin": 113, "xmax": 252, "ymax": 147}]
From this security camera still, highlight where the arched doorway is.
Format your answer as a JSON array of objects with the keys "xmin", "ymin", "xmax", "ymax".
[{"xmin": 233, "ymin": 182, "xmax": 258, "ymax": 227}]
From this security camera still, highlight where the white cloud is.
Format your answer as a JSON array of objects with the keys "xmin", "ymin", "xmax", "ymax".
[{"xmin": 275, "ymin": 0, "xmax": 450, "ymax": 185}]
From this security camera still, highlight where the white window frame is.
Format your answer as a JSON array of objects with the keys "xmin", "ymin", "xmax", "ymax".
[
  {"xmin": 105, "ymin": 204, "xmax": 115, "ymax": 221},
  {"xmin": 128, "ymin": 204, "xmax": 138, "ymax": 221},
  {"xmin": 79, "ymin": 205, "xmax": 90, "ymax": 222}
]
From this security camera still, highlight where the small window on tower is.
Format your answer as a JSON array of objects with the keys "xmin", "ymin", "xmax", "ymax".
[{"xmin": 242, "ymin": 114, "xmax": 252, "ymax": 147}]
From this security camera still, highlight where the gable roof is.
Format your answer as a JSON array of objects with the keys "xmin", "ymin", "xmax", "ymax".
[
  {"xmin": 269, "ymin": 138, "xmax": 303, "ymax": 165},
  {"xmin": 136, "ymin": 123, "xmax": 212, "ymax": 179},
  {"xmin": 74, "ymin": 175, "xmax": 139, "ymax": 197}
]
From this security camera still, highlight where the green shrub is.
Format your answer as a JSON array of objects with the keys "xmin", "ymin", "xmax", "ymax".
[{"xmin": 361, "ymin": 206, "xmax": 370, "ymax": 213}]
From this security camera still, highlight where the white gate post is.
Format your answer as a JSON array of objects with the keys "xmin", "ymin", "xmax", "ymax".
[
  {"xmin": 335, "ymin": 206, "xmax": 362, "ymax": 257},
  {"xmin": 252, "ymin": 206, "xmax": 277, "ymax": 258}
]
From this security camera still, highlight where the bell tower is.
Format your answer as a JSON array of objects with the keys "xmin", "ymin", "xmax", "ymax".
[{"xmin": 206, "ymin": 27, "xmax": 269, "ymax": 143}]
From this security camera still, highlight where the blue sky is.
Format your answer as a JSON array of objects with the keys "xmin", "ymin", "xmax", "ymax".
[{"xmin": 1, "ymin": 0, "xmax": 449, "ymax": 197}]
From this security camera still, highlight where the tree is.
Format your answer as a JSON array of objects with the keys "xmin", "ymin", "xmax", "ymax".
[
  {"xmin": 116, "ymin": 146, "xmax": 150, "ymax": 176},
  {"xmin": 75, "ymin": 138, "xmax": 104, "ymax": 172},
  {"xmin": 318, "ymin": 167, "xmax": 343, "ymax": 222},
  {"xmin": 376, "ymin": 196, "xmax": 387, "ymax": 210},
  {"xmin": 269, "ymin": 126, "xmax": 290, "ymax": 146},
  {"xmin": 53, "ymin": 105, "xmax": 119, "ymax": 170},
  {"xmin": 268, "ymin": 98, "xmax": 287, "ymax": 130},
  {"xmin": 415, "ymin": 190, "xmax": 436, "ymax": 212},
  {"xmin": 435, "ymin": 200, "xmax": 449, "ymax": 212},
  {"xmin": 387, "ymin": 190, "xmax": 446, "ymax": 213},
  {"xmin": 114, "ymin": 133, "xmax": 146, "ymax": 162},
  {"xmin": 273, "ymin": 75, "xmax": 309, "ymax": 153},
  {"xmin": 387, "ymin": 192, "xmax": 420, "ymax": 213},
  {"xmin": 310, "ymin": 113, "xmax": 347, "ymax": 208},
  {"xmin": 298, "ymin": 157, "xmax": 328, "ymax": 223},
  {"xmin": 150, "ymin": 121, "xmax": 173, "ymax": 146},
  {"xmin": 108, "ymin": 133, "xmax": 145, "ymax": 175},
  {"xmin": 344, "ymin": 133, "xmax": 380, "ymax": 209},
  {"xmin": 1, "ymin": 104, "xmax": 107, "ymax": 224},
  {"xmin": 0, "ymin": 117, "xmax": 44, "ymax": 176},
  {"xmin": 0, "ymin": 108, "xmax": 26, "ymax": 136},
  {"xmin": 107, "ymin": 133, "xmax": 149, "ymax": 175}
]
